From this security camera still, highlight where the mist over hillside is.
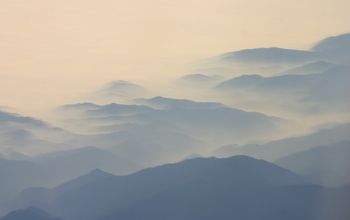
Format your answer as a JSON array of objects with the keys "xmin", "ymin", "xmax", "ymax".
[{"xmin": 0, "ymin": 17, "xmax": 349, "ymax": 220}]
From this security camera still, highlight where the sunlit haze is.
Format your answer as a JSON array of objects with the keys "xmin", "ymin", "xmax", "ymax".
[
  {"xmin": 0, "ymin": 1, "xmax": 350, "ymax": 219},
  {"xmin": 1, "ymin": 0, "xmax": 350, "ymax": 118}
]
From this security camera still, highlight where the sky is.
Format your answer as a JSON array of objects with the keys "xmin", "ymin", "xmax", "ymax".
[{"xmin": 0, "ymin": 0, "xmax": 349, "ymax": 117}]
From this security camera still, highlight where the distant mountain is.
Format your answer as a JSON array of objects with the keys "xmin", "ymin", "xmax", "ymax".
[
  {"xmin": 210, "ymin": 123, "xmax": 350, "ymax": 161},
  {"xmin": 182, "ymin": 153, "xmax": 203, "ymax": 161},
  {"xmin": 105, "ymin": 128, "xmax": 208, "ymax": 167},
  {"xmin": 0, "ymin": 206, "xmax": 63, "ymax": 220},
  {"xmin": 47, "ymin": 169, "xmax": 114, "ymax": 198},
  {"xmin": 193, "ymin": 66, "xmax": 285, "ymax": 77},
  {"xmin": 0, "ymin": 110, "xmax": 81, "ymax": 155},
  {"xmin": 0, "ymin": 111, "xmax": 47, "ymax": 131},
  {"xmin": 33, "ymin": 146, "xmax": 142, "ymax": 180},
  {"xmin": 114, "ymin": 98, "xmax": 287, "ymax": 145},
  {"xmin": 61, "ymin": 97, "xmax": 288, "ymax": 150},
  {"xmin": 274, "ymin": 141, "xmax": 350, "ymax": 187},
  {"xmin": 215, "ymin": 71, "xmax": 318, "ymax": 92},
  {"xmin": 311, "ymin": 33, "xmax": 350, "ymax": 63},
  {"xmin": 214, "ymin": 65, "xmax": 350, "ymax": 114},
  {"xmin": 280, "ymin": 61, "xmax": 337, "ymax": 75},
  {"xmin": 0, "ymin": 153, "xmax": 125, "ymax": 215},
  {"xmin": 58, "ymin": 102, "xmax": 101, "ymax": 111},
  {"xmin": 40, "ymin": 155, "xmax": 310, "ymax": 220},
  {"xmin": 209, "ymin": 143, "xmax": 241, "ymax": 157},
  {"xmin": 134, "ymin": 96, "xmax": 226, "ymax": 110},
  {"xmin": 0, "ymin": 129, "xmax": 70, "ymax": 156},
  {"xmin": 103, "ymin": 80, "xmax": 146, "ymax": 94},
  {"xmin": 91, "ymin": 120, "xmax": 187, "ymax": 134},
  {"xmin": 0, "ymin": 158, "xmax": 52, "ymax": 198},
  {"xmin": 86, "ymin": 103, "xmax": 156, "ymax": 116},
  {"xmin": 215, "ymin": 70, "xmax": 325, "ymax": 93},
  {"xmin": 312, "ymin": 33, "xmax": 350, "ymax": 52},
  {"xmin": 301, "ymin": 66, "xmax": 350, "ymax": 106},
  {"xmin": 213, "ymin": 74, "xmax": 264, "ymax": 90},
  {"xmin": 177, "ymin": 74, "xmax": 225, "ymax": 87},
  {"xmin": 179, "ymin": 73, "xmax": 222, "ymax": 81},
  {"xmin": 197, "ymin": 33, "xmax": 350, "ymax": 90},
  {"xmin": 0, "ymin": 144, "xmax": 142, "ymax": 213},
  {"xmin": 217, "ymin": 47, "xmax": 319, "ymax": 65},
  {"xmin": 56, "ymin": 103, "xmax": 101, "ymax": 118},
  {"xmin": 0, "ymin": 148, "xmax": 31, "ymax": 161},
  {"xmin": 11, "ymin": 169, "xmax": 115, "ymax": 210},
  {"xmin": 82, "ymin": 80, "xmax": 152, "ymax": 104},
  {"xmin": 90, "ymin": 80, "xmax": 150, "ymax": 102},
  {"xmin": 50, "ymin": 113, "xmax": 209, "ymax": 167}
]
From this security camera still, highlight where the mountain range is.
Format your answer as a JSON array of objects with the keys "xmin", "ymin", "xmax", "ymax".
[
  {"xmin": 210, "ymin": 123, "xmax": 350, "ymax": 161},
  {"xmin": 1, "ymin": 32, "xmax": 349, "ymax": 220},
  {"xmin": 5, "ymin": 155, "xmax": 347, "ymax": 220}
]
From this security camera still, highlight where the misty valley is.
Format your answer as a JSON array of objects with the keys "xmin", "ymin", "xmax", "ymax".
[{"xmin": 0, "ymin": 33, "xmax": 349, "ymax": 220}]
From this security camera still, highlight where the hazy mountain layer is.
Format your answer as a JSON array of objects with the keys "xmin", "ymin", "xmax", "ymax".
[
  {"xmin": 1, "ymin": 32, "xmax": 349, "ymax": 220},
  {"xmin": 210, "ymin": 123, "xmax": 350, "ymax": 161},
  {"xmin": 275, "ymin": 140, "xmax": 350, "ymax": 187},
  {"xmin": 10, "ymin": 169, "xmax": 115, "ymax": 212},
  {"xmin": 9, "ymin": 155, "xmax": 344, "ymax": 220}
]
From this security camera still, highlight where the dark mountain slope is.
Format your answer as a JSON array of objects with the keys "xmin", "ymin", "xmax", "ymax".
[
  {"xmin": 99, "ymin": 183, "xmax": 325, "ymax": 220},
  {"xmin": 44, "ymin": 155, "xmax": 307, "ymax": 220}
]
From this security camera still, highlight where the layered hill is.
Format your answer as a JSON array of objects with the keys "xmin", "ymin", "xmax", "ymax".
[{"xmin": 16, "ymin": 155, "xmax": 345, "ymax": 220}]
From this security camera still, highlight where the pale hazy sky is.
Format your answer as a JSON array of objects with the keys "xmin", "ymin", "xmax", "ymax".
[{"xmin": 0, "ymin": 0, "xmax": 349, "ymax": 117}]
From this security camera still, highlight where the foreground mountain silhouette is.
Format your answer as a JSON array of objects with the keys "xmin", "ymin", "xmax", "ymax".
[{"xmin": 17, "ymin": 155, "xmax": 348, "ymax": 220}]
